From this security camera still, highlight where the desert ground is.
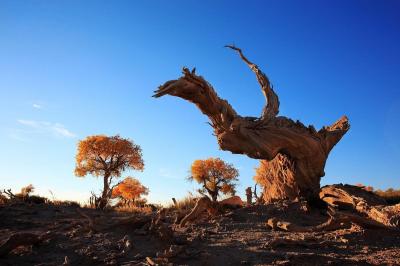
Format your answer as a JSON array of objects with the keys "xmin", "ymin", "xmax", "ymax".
[{"xmin": 1, "ymin": 194, "xmax": 399, "ymax": 266}]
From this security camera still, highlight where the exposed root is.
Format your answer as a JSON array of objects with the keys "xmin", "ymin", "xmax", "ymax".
[
  {"xmin": 179, "ymin": 197, "xmax": 217, "ymax": 227},
  {"xmin": 267, "ymin": 207, "xmax": 395, "ymax": 233},
  {"xmin": 320, "ymin": 184, "xmax": 400, "ymax": 228}
]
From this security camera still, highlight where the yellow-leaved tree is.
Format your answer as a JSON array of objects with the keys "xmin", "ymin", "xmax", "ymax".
[
  {"xmin": 112, "ymin": 177, "xmax": 149, "ymax": 206},
  {"xmin": 188, "ymin": 157, "xmax": 238, "ymax": 202},
  {"xmin": 74, "ymin": 135, "xmax": 144, "ymax": 209}
]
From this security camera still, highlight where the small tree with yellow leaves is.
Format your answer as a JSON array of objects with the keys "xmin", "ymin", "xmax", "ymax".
[
  {"xmin": 188, "ymin": 157, "xmax": 238, "ymax": 202},
  {"xmin": 112, "ymin": 177, "xmax": 149, "ymax": 206},
  {"xmin": 75, "ymin": 135, "xmax": 144, "ymax": 209}
]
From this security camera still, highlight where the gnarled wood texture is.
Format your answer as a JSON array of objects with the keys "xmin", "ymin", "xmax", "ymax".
[
  {"xmin": 320, "ymin": 184, "xmax": 400, "ymax": 228},
  {"xmin": 154, "ymin": 46, "xmax": 350, "ymax": 202}
]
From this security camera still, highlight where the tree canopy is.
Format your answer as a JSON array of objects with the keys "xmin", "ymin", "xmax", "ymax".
[
  {"xmin": 112, "ymin": 177, "xmax": 149, "ymax": 202},
  {"xmin": 189, "ymin": 157, "xmax": 238, "ymax": 201},
  {"xmin": 74, "ymin": 135, "xmax": 144, "ymax": 209},
  {"xmin": 75, "ymin": 135, "xmax": 144, "ymax": 178}
]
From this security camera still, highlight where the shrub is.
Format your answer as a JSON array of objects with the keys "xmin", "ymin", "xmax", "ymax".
[
  {"xmin": 167, "ymin": 193, "xmax": 197, "ymax": 211},
  {"xmin": 374, "ymin": 188, "xmax": 400, "ymax": 205},
  {"xmin": 355, "ymin": 183, "xmax": 400, "ymax": 205}
]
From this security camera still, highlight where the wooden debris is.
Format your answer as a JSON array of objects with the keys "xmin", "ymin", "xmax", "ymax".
[
  {"xmin": 320, "ymin": 185, "xmax": 400, "ymax": 228},
  {"xmin": 180, "ymin": 197, "xmax": 216, "ymax": 227}
]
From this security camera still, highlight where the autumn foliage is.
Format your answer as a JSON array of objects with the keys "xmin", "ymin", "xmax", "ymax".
[
  {"xmin": 112, "ymin": 177, "xmax": 149, "ymax": 205},
  {"xmin": 253, "ymin": 160, "xmax": 269, "ymax": 189},
  {"xmin": 189, "ymin": 158, "xmax": 238, "ymax": 201},
  {"xmin": 74, "ymin": 135, "xmax": 144, "ymax": 209}
]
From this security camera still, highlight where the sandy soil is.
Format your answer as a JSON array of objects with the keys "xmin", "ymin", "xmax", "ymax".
[{"xmin": 0, "ymin": 202, "xmax": 399, "ymax": 266}]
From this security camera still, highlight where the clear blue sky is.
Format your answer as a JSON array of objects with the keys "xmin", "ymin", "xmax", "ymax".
[{"xmin": 0, "ymin": 1, "xmax": 399, "ymax": 204}]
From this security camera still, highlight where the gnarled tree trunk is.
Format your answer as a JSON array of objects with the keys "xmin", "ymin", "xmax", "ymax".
[{"xmin": 154, "ymin": 46, "xmax": 350, "ymax": 203}]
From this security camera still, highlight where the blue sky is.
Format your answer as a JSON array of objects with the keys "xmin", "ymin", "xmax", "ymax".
[{"xmin": 0, "ymin": 1, "xmax": 399, "ymax": 204}]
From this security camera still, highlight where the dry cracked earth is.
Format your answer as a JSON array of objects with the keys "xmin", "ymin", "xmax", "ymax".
[{"xmin": 1, "ymin": 201, "xmax": 399, "ymax": 266}]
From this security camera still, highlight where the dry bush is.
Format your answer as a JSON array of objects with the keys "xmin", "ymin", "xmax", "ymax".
[
  {"xmin": 20, "ymin": 184, "xmax": 35, "ymax": 197},
  {"xmin": 114, "ymin": 204, "xmax": 153, "ymax": 214},
  {"xmin": 51, "ymin": 200, "xmax": 81, "ymax": 208},
  {"xmin": 167, "ymin": 193, "xmax": 197, "ymax": 211},
  {"xmin": 0, "ymin": 193, "xmax": 7, "ymax": 205},
  {"xmin": 25, "ymin": 195, "xmax": 48, "ymax": 204},
  {"xmin": 355, "ymin": 183, "xmax": 400, "ymax": 205},
  {"xmin": 375, "ymin": 188, "xmax": 400, "ymax": 205},
  {"xmin": 1, "ymin": 186, "xmax": 48, "ymax": 204}
]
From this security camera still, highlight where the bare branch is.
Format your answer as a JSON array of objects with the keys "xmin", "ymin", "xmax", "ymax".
[{"xmin": 225, "ymin": 45, "xmax": 279, "ymax": 122}]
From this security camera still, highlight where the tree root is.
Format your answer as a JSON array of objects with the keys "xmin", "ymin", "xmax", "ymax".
[
  {"xmin": 267, "ymin": 208, "xmax": 396, "ymax": 233},
  {"xmin": 320, "ymin": 184, "xmax": 400, "ymax": 229}
]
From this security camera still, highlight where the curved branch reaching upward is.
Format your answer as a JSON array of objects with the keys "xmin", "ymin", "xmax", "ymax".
[
  {"xmin": 225, "ymin": 45, "xmax": 279, "ymax": 122},
  {"xmin": 154, "ymin": 67, "xmax": 237, "ymax": 134}
]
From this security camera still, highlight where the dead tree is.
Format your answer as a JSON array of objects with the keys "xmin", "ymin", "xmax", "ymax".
[
  {"xmin": 245, "ymin": 187, "xmax": 252, "ymax": 206},
  {"xmin": 154, "ymin": 46, "xmax": 350, "ymax": 203}
]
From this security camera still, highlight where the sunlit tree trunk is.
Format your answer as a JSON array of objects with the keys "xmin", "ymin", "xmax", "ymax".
[
  {"xmin": 99, "ymin": 172, "xmax": 111, "ymax": 210},
  {"xmin": 154, "ymin": 46, "xmax": 350, "ymax": 203}
]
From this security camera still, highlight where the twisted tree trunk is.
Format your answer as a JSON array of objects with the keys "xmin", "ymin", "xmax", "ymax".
[{"xmin": 154, "ymin": 46, "xmax": 350, "ymax": 203}]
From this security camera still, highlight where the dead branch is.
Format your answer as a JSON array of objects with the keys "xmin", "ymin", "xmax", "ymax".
[
  {"xmin": 180, "ymin": 196, "xmax": 216, "ymax": 227},
  {"xmin": 225, "ymin": 45, "xmax": 279, "ymax": 122},
  {"xmin": 320, "ymin": 184, "xmax": 400, "ymax": 228},
  {"xmin": 172, "ymin": 198, "xmax": 178, "ymax": 207},
  {"xmin": 2, "ymin": 189, "xmax": 16, "ymax": 200}
]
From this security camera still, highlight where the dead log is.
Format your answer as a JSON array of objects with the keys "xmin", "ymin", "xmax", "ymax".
[
  {"xmin": 179, "ymin": 197, "xmax": 217, "ymax": 227},
  {"xmin": 320, "ymin": 184, "xmax": 400, "ymax": 228},
  {"xmin": 258, "ymin": 186, "xmax": 398, "ymax": 233},
  {"xmin": 245, "ymin": 187, "xmax": 252, "ymax": 206},
  {"xmin": 154, "ymin": 46, "xmax": 349, "ymax": 203},
  {"xmin": 267, "ymin": 205, "xmax": 396, "ymax": 233},
  {"xmin": 179, "ymin": 196, "xmax": 244, "ymax": 227}
]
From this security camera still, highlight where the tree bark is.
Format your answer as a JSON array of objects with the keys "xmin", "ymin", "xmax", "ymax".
[
  {"xmin": 320, "ymin": 184, "xmax": 400, "ymax": 228},
  {"xmin": 99, "ymin": 173, "xmax": 111, "ymax": 210},
  {"xmin": 154, "ymin": 46, "xmax": 350, "ymax": 203}
]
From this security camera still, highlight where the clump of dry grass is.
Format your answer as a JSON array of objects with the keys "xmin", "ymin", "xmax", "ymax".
[
  {"xmin": 1, "ymin": 185, "xmax": 48, "ymax": 204},
  {"xmin": 0, "ymin": 193, "xmax": 7, "ymax": 205},
  {"xmin": 114, "ymin": 205, "xmax": 153, "ymax": 214},
  {"xmin": 355, "ymin": 184, "xmax": 400, "ymax": 205},
  {"xmin": 374, "ymin": 188, "xmax": 400, "ymax": 205},
  {"xmin": 51, "ymin": 200, "xmax": 81, "ymax": 208},
  {"xmin": 167, "ymin": 193, "xmax": 198, "ymax": 211}
]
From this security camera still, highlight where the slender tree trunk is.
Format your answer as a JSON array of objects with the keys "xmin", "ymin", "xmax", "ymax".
[
  {"xmin": 211, "ymin": 192, "xmax": 218, "ymax": 202},
  {"xmin": 99, "ymin": 173, "xmax": 110, "ymax": 210}
]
